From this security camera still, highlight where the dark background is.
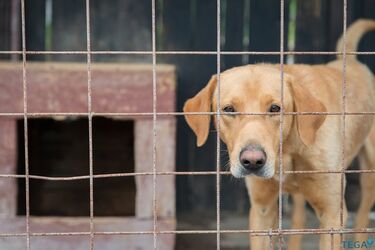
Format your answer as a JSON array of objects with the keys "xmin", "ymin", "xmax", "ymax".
[{"xmin": 1, "ymin": 0, "xmax": 375, "ymax": 220}]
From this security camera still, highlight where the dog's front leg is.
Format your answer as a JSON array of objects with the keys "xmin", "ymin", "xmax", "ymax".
[
  {"xmin": 298, "ymin": 174, "xmax": 348, "ymax": 250},
  {"xmin": 287, "ymin": 192, "xmax": 306, "ymax": 250},
  {"xmin": 246, "ymin": 177, "xmax": 279, "ymax": 250}
]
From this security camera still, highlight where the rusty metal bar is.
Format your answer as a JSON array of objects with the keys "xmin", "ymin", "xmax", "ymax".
[
  {"xmin": 340, "ymin": 0, "xmax": 348, "ymax": 246},
  {"xmin": 216, "ymin": 0, "xmax": 222, "ymax": 249},
  {"xmin": 84, "ymin": 0, "xmax": 95, "ymax": 248},
  {"xmin": 0, "ymin": 228, "xmax": 374, "ymax": 238},
  {"xmin": 277, "ymin": 0, "xmax": 286, "ymax": 248},
  {"xmin": 83, "ymin": 0, "xmax": 95, "ymax": 248},
  {"xmin": 0, "ymin": 168, "xmax": 374, "ymax": 181},
  {"xmin": 20, "ymin": 0, "xmax": 30, "ymax": 249},
  {"xmin": 4, "ymin": 111, "xmax": 375, "ymax": 117},
  {"xmin": 151, "ymin": 0, "xmax": 158, "ymax": 248},
  {"xmin": 0, "ymin": 50, "xmax": 374, "ymax": 55}
]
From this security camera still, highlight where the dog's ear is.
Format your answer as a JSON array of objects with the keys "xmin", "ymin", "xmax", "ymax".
[
  {"xmin": 183, "ymin": 75, "xmax": 217, "ymax": 147},
  {"xmin": 288, "ymin": 76, "xmax": 327, "ymax": 146}
]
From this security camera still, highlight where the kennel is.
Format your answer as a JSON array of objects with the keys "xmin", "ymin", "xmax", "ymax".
[{"xmin": 0, "ymin": 61, "xmax": 176, "ymax": 249}]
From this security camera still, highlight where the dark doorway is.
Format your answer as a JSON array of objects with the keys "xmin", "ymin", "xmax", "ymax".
[{"xmin": 17, "ymin": 117, "xmax": 135, "ymax": 216}]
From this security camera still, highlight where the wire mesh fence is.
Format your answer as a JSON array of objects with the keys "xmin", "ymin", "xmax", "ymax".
[{"xmin": 0, "ymin": 0, "xmax": 374, "ymax": 249}]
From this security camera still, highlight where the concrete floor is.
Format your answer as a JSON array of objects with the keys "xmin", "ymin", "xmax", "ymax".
[{"xmin": 176, "ymin": 209, "xmax": 375, "ymax": 250}]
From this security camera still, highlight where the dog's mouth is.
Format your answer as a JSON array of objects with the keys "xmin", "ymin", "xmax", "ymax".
[{"xmin": 230, "ymin": 162, "xmax": 275, "ymax": 179}]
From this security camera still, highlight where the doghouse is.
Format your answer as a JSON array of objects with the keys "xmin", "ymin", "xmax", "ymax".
[{"xmin": 0, "ymin": 62, "xmax": 176, "ymax": 249}]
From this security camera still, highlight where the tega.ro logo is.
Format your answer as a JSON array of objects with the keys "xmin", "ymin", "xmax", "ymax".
[{"xmin": 342, "ymin": 239, "xmax": 375, "ymax": 248}]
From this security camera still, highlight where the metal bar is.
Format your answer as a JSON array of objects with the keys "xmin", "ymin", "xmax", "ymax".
[
  {"xmin": 278, "ymin": 0, "xmax": 285, "ymax": 248},
  {"xmin": 20, "ymin": 0, "xmax": 30, "ymax": 248},
  {"xmin": 216, "ymin": 0, "xmax": 221, "ymax": 249},
  {"xmin": 0, "ymin": 50, "xmax": 374, "ymax": 55},
  {"xmin": 0, "ymin": 228, "xmax": 374, "ymax": 238},
  {"xmin": 151, "ymin": 0, "xmax": 158, "ymax": 248},
  {"xmin": 340, "ymin": 0, "xmax": 348, "ymax": 246},
  {"xmin": 84, "ymin": 0, "xmax": 95, "ymax": 248},
  {"xmin": 269, "ymin": 228, "xmax": 273, "ymax": 250},
  {"xmin": 0, "ymin": 168, "xmax": 375, "ymax": 181},
  {"xmin": 5, "ymin": 111, "xmax": 375, "ymax": 118}
]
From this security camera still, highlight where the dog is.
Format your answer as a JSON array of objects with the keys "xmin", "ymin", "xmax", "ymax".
[{"xmin": 183, "ymin": 19, "xmax": 375, "ymax": 250}]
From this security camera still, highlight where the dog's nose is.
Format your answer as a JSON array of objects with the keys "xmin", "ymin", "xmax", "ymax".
[{"xmin": 239, "ymin": 146, "xmax": 267, "ymax": 171}]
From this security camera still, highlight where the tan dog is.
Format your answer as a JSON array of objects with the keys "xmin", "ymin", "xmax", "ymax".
[{"xmin": 184, "ymin": 19, "xmax": 375, "ymax": 250}]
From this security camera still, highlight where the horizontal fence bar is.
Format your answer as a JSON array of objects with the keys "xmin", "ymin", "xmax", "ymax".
[
  {"xmin": 0, "ymin": 169, "xmax": 374, "ymax": 181},
  {"xmin": 0, "ymin": 228, "xmax": 375, "ymax": 238},
  {"xmin": 3, "ymin": 111, "xmax": 375, "ymax": 117},
  {"xmin": 0, "ymin": 51, "xmax": 374, "ymax": 55}
]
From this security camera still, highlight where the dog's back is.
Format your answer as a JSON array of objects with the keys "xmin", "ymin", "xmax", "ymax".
[
  {"xmin": 285, "ymin": 20, "xmax": 375, "ymax": 168},
  {"xmin": 346, "ymin": 20, "xmax": 375, "ymax": 242}
]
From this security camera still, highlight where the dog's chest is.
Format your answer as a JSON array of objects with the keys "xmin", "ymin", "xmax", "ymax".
[{"xmin": 280, "ymin": 174, "xmax": 300, "ymax": 194}]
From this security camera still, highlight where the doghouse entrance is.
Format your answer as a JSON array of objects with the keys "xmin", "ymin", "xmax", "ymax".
[{"xmin": 17, "ymin": 117, "xmax": 135, "ymax": 216}]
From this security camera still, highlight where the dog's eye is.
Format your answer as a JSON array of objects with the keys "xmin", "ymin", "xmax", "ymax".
[
  {"xmin": 223, "ymin": 105, "xmax": 235, "ymax": 113},
  {"xmin": 269, "ymin": 104, "xmax": 281, "ymax": 113}
]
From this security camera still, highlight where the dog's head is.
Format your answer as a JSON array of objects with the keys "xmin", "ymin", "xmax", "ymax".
[{"xmin": 184, "ymin": 65, "xmax": 326, "ymax": 179}]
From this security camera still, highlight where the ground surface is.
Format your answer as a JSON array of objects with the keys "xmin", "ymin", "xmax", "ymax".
[{"xmin": 176, "ymin": 209, "xmax": 375, "ymax": 250}]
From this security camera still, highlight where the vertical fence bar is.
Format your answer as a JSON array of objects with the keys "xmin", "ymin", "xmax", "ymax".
[
  {"xmin": 85, "ymin": 0, "xmax": 94, "ymax": 249},
  {"xmin": 340, "ymin": 0, "xmax": 348, "ymax": 246},
  {"xmin": 269, "ymin": 228, "xmax": 273, "ymax": 250},
  {"xmin": 20, "ymin": 0, "xmax": 30, "ymax": 248},
  {"xmin": 278, "ymin": 0, "xmax": 285, "ymax": 249},
  {"xmin": 216, "ymin": 0, "xmax": 221, "ymax": 249},
  {"xmin": 151, "ymin": 0, "xmax": 157, "ymax": 249}
]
